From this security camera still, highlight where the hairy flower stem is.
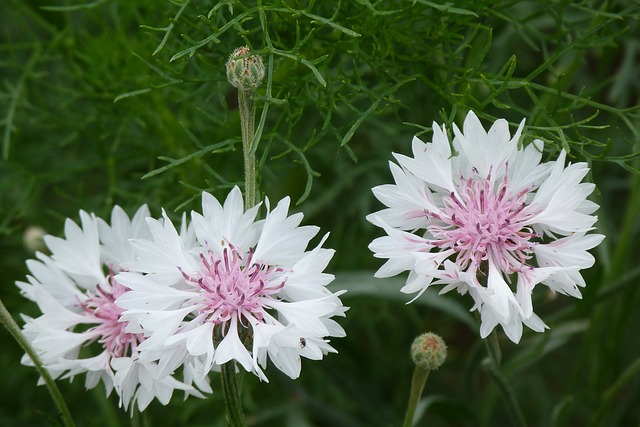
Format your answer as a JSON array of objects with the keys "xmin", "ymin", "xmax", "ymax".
[
  {"xmin": 402, "ymin": 364, "xmax": 431, "ymax": 427},
  {"xmin": 482, "ymin": 330, "xmax": 527, "ymax": 427},
  {"xmin": 221, "ymin": 361, "xmax": 246, "ymax": 427},
  {"xmin": 0, "ymin": 297, "xmax": 75, "ymax": 427},
  {"xmin": 238, "ymin": 89, "xmax": 257, "ymax": 209},
  {"xmin": 219, "ymin": 84, "xmax": 257, "ymax": 427}
]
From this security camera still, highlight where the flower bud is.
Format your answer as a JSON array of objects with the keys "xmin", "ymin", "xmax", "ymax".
[
  {"xmin": 23, "ymin": 226, "xmax": 47, "ymax": 253},
  {"xmin": 410, "ymin": 332, "xmax": 447, "ymax": 370},
  {"xmin": 226, "ymin": 46, "xmax": 265, "ymax": 91}
]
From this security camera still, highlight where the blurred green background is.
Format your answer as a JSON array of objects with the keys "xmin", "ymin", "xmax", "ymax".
[{"xmin": 1, "ymin": 0, "xmax": 640, "ymax": 426}]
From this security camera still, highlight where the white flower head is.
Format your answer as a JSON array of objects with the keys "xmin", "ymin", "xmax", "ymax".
[
  {"xmin": 367, "ymin": 111, "xmax": 604, "ymax": 343},
  {"xmin": 17, "ymin": 205, "xmax": 209, "ymax": 412},
  {"xmin": 116, "ymin": 186, "xmax": 347, "ymax": 382}
]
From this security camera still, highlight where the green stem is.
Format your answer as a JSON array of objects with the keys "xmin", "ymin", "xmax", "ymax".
[
  {"xmin": 238, "ymin": 89, "xmax": 257, "ymax": 209},
  {"xmin": 0, "ymin": 297, "xmax": 75, "ymax": 427},
  {"xmin": 483, "ymin": 359, "xmax": 528, "ymax": 427},
  {"xmin": 402, "ymin": 365, "xmax": 430, "ymax": 427},
  {"xmin": 482, "ymin": 330, "xmax": 527, "ymax": 427},
  {"xmin": 485, "ymin": 327, "xmax": 502, "ymax": 367},
  {"xmin": 222, "ymin": 67, "xmax": 258, "ymax": 427},
  {"xmin": 221, "ymin": 361, "xmax": 246, "ymax": 427},
  {"xmin": 130, "ymin": 408, "xmax": 141, "ymax": 427},
  {"xmin": 591, "ymin": 355, "xmax": 640, "ymax": 426}
]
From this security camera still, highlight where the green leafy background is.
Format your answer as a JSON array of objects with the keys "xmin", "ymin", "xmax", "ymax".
[{"xmin": 1, "ymin": 0, "xmax": 639, "ymax": 426}]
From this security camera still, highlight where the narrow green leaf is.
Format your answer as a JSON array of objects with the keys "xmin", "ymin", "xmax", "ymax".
[
  {"xmin": 40, "ymin": 0, "xmax": 108, "ymax": 11},
  {"xmin": 113, "ymin": 88, "xmax": 152, "ymax": 103},
  {"xmin": 411, "ymin": 0, "xmax": 478, "ymax": 16},
  {"xmin": 142, "ymin": 139, "xmax": 236, "ymax": 179}
]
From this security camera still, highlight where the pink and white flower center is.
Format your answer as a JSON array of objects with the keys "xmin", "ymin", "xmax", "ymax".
[
  {"xmin": 184, "ymin": 245, "xmax": 284, "ymax": 325},
  {"xmin": 82, "ymin": 276, "xmax": 142, "ymax": 358},
  {"xmin": 428, "ymin": 171, "xmax": 538, "ymax": 274}
]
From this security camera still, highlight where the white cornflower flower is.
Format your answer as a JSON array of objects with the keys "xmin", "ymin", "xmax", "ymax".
[
  {"xmin": 116, "ymin": 186, "xmax": 347, "ymax": 381},
  {"xmin": 17, "ymin": 206, "xmax": 209, "ymax": 412},
  {"xmin": 367, "ymin": 111, "xmax": 604, "ymax": 343}
]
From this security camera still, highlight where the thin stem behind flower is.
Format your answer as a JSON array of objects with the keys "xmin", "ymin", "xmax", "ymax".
[
  {"xmin": 221, "ymin": 361, "xmax": 247, "ymax": 427},
  {"xmin": 218, "ymin": 86, "xmax": 258, "ymax": 426},
  {"xmin": 482, "ymin": 330, "xmax": 528, "ymax": 427},
  {"xmin": 486, "ymin": 327, "xmax": 502, "ymax": 367},
  {"xmin": 0, "ymin": 297, "xmax": 75, "ymax": 427}
]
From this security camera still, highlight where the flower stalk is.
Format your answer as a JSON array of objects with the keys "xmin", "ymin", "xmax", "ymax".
[
  {"xmin": 226, "ymin": 46, "xmax": 265, "ymax": 210},
  {"xmin": 485, "ymin": 325, "xmax": 502, "ymax": 367},
  {"xmin": 0, "ymin": 297, "xmax": 75, "ymax": 427},
  {"xmin": 403, "ymin": 365, "xmax": 430, "ymax": 427},
  {"xmin": 481, "ymin": 329, "xmax": 527, "ymax": 427},
  {"xmin": 238, "ymin": 88, "xmax": 257, "ymax": 209},
  {"xmin": 221, "ymin": 361, "xmax": 246, "ymax": 427},
  {"xmin": 221, "ymin": 45, "xmax": 266, "ymax": 426},
  {"xmin": 403, "ymin": 332, "xmax": 447, "ymax": 427}
]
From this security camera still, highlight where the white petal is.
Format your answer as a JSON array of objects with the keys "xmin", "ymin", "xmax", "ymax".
[
  {"xmin": 23, "ymin": 255, "xmax": 85, "ymax": 306},
  {"xmin": 45, "ymin": 211, "xmax": 104, "ymax": 286},
  {"xmin": 99, "ymin": 204, "xmax": 152, "ymax": 267},
  {"xmin": 515, "ymin": 267, "xmax": 563, "ymax": 317},
  {"xmin": 127, "ymin": 213, "xmax": 198, "ymax": 283},
  {"xmin": 527, "ymin": 155, "xmax": 597, "ymax": 234},
  {"xmin": 479, "ymin": 308, "xmax": 499, "ymax": 338},
  {"xmin": 501, "ymin": 313, "xmax": 523, "ymax": 344},
  {"xmin": 252, "ymin": 197, "xmax": 318, "ymax": 265},
  {"xmin": 116, "ymin": 272, "xmax": 194, "ymax": 310},
  {"xmin": 194, "ymin": 187, "xmax": 262, "ymax": 253},
  {"xmin": 522, "ymin": 312, "xmax": 548, "ymax": 332},
  {"xmin": 506, "ymin": 139, "xmax": 552, "ymax": 194},
  {"xmin": 214, "ymin": 319, "xmax": 253, "ymax": 372},
  {"xmin": 370, "ymin": 161, "xmax": 442, "ymax": 229},
  {"xmin": 484, "ymin": 261, "xmax": 520, "ymax": 322},
  {"xmin": 394, "ymin": 130, "xmax": 455, "ymax": 192},
  {"xmin": 452, "ymin": 111, "xmax": 520, "ymax": 180},
  {"xmin": 268, "ymin": 295, "xmax": 343, "ymax": 337}
]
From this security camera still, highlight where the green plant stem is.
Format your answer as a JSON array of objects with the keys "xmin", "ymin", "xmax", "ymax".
[
  {"xmin": 485, "ymin": 326, "xmax": 502, "ymax": 367},
  {"xmin": 0, "ymin": 297, "xmax": 75, "ymax": 427},
  {"xmin": 221, "ymin": 361, "xmax": 246, "ymax": 427},
  {"xmin": 591, "ymin": 355, "xmax": 640, "ymax": 426},
  {"xmin": 402, "ymin": 365, "xmax": 430, "ymax": 427},
  {"xmin": 222, "ymin": 67, "xmax": 257, "ymax": 427},
  {"xmin": 482, "ymin": 330, "xmax": 527, "ymax": 427},
  {"xmin": 131, "ymin": 408, "xmax": 141, "ymax": 427},
  {"xmin": 482, "ymin": 359, "xmax": 528, "ymax": 427},
  {"xmin": 238, "ymin": 89, "xmax": 257, "ymax": 209}
]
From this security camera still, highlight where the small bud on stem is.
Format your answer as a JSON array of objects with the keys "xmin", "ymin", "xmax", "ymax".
[
  {"xmin": 403, "ymin": 332, "xmax": 447, "ymax": 427},
  {"xmin": 226, "ymin": 46, "xmax": 265, "ymax": 209},
  {"xmin": 226, "ymin": 46, "xmax": 265, "ymax": 91},
  {"xmin": 410, "ymin": 332, "xmax": 447, "ymax": 370}
]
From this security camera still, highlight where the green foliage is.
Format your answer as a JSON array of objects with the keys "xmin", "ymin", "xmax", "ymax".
[{"xmin": 1, "ymin": 0, "xmax": 640, "ymax": 426}]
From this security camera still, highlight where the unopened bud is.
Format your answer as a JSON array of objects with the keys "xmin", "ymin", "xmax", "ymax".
[
  {"xmin": 226, "ymin": 46, "xmax": 265, "ymax": 91},
  {"xmin": 23, "ymin": 226, "xmax": 47, "ymax": 253},
  {"xmin": 410, "ymin": 332, "xmax": 447, "ymax": 370}
]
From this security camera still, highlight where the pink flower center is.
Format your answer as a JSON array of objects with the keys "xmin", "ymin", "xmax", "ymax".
[
  {"xmin": 428, "ymin": 170, "xmax": 538, "ymax": 274},
  {"xmin": 183, "ymin": 245, "xmax": 284, "ymax": 326},
  {"xmin": 82, "ymin": 275, "xmax": 143, "ymax": 358}
]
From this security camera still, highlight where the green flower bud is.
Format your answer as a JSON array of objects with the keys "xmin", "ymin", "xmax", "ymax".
[
  {"xmin": 410, "ymin": 332, "xmax": 447, "ymax": 370},
  {"xmin": 226, "ymin": 46, "xmax": 265, "ymax": 91}
]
